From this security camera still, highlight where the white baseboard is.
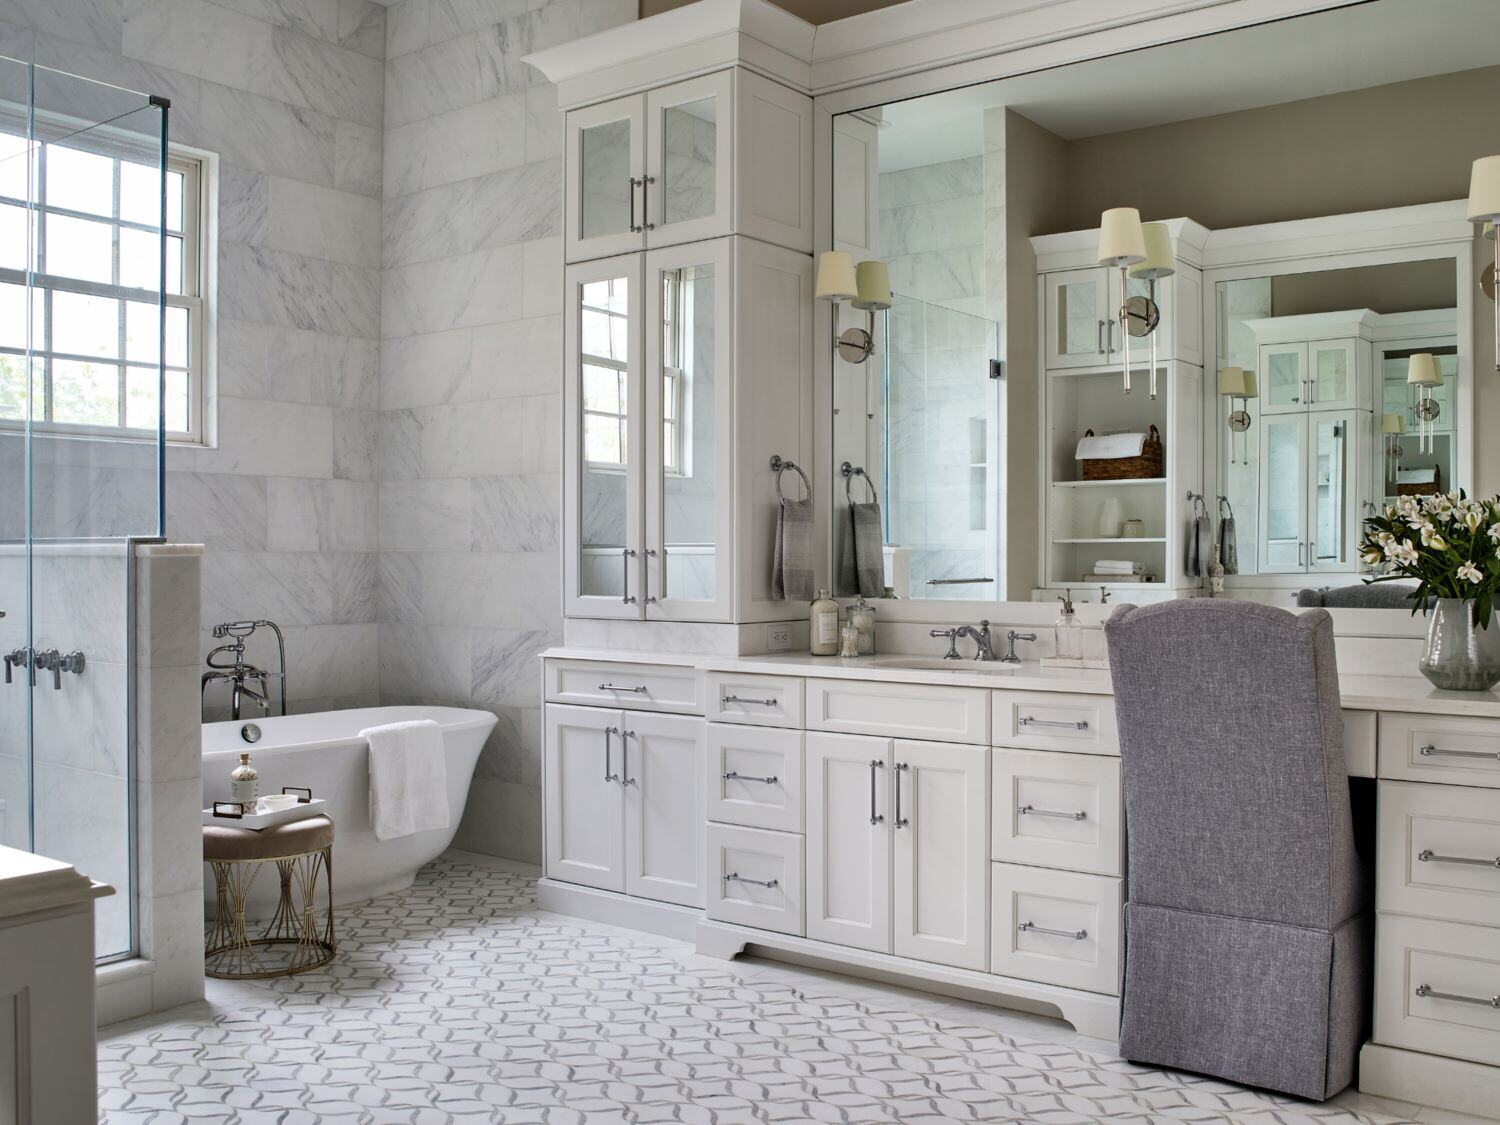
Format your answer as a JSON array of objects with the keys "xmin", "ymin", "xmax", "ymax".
[
  {"xmin": 1359, "ymin": 1042, "xmax": 1500, "ymax": 1118},
  {"xmin": 536, "ymin": 879, "xmax": 702, "ymax": 941}
]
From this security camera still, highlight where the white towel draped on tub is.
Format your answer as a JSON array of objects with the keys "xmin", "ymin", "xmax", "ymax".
[{"xmin": 363, "ymin": 719, "xmax": 449, "ymax": 841}]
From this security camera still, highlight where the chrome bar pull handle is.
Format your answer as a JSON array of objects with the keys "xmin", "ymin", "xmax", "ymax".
[
  {"xmin": 1018, "ymin": 716, "xmax": 1089, "ymax": 731},
  {"xmin": 620, "ymin": 548, "xmax": 638, "ymax": 604},
  {"xmin": 627, "ymin": 176, "xmax": 642, "ymax": 234},
  {"xmin": 868, "ymin": 759, "xmax": 884, "ymax": 825},
  {"xmin": 641, "ymin": 174, "xmax": 656, "ymax": 231},
  {"xmin": 603, "ymin": 726, "xmax": 619, "ymax": 783},
  {"xmin": 724, "ymin": 872, "xmax": 779, "ymax": 889},
  {"xmin": 1018, "ymin": 921, "xmax": 1088, "ymax": 940},
  {"xmin": 643, "ymin": 547, "xmax": 658, "ymax": 604},
  {"xmin": 722, "ymin": 770, "xmax": 778, "ymax": 786},
  {"xmin": 722, "ymin": 695, "xmax": 777, "ymax": 707},
  {"xmin": 1419, "ymin": 848, "xmax": 1500, "ymax": 868},
  {"xmin": 598, "ymin": 683, "xmax": 648, "ymax": 694},
  {"xmin": 619, "ymin": 730, "xmax": 636, "ymax": 786},
  {"xmin": 1416, "ymin": 983, "xmax": 1500, "ymax": 1008},
  {"xmin": 893, "ymin": 761, "xmax": 910, "ymax": 828},
  {"xmin": 1018, "ymin": 804, "xmax": 1087, "ymax": 822},
  {"xmin": 1096, "ymin": 320, "xmax": 1106, "ymax": 355},
  {"xmin": 1419, "ymin": 744, "xmax": 1500, "ymax": 762}
]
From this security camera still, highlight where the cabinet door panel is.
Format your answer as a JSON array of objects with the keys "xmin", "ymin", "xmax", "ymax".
[
  {"xmin": 645, "ymin": 72, "xmax": 732, "ymax": 247},
  {"xmin": 806, "ymin": 732, "xmax": 891, "ymax": 953},
  {"xmin": 544, "ymin": 705, "xmax": 624, "ymax": 892},
  {"xmin": 567, "ymin": 95, "xmax": 645, "ymax": 262},
  {"xmin": 564, "ymin": 256, "xmax": 645, "ymax": 618},
  {"xmin": 1308, "ymin": 410, "xmax": 1353, "ymax": 572},
  {"xmin": 644, "ymin": 240, "xmax": 733, "ymax": 620},
  {"xmin": 1260, "ymin": 343, "xmax": 1308, "ymax": 413},
  {"xmin": 1258, "ymin": 414, "xmax": 1307, "ymax": 572},
  {"xmin": 892, "ymin": 740, "xmax": 989, "ymax": 971},
  {"xmin": 1045, "ymin": 268, "xmax": 1110, "ymax": 369},
  {"xmin": 1309, "ymin": 339, "xmax": 1355, "ymax": 409},
  {"xmin": 622, "ymin": 711, "xmax": 705, "ymax": 907}
]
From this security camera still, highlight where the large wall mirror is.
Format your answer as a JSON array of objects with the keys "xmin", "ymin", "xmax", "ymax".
[{"xmin": 828, "ymin": 0, "xmax": 1493, "ymax": 612}]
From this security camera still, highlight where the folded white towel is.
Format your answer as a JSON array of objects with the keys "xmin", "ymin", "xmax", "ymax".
[
  {"xmin": 363, "ymin": 719, "xmax": 449, "ymax": 842},
  {"xmin": 1396, "ymin": 467, "xmax": 1437, "ymax": 484},
  {"xmin": 1076, "ymin": 432, "xmax": 1146, "ymax": 460},
  {"xmin": 1093, "ymin": 559, "xmax": 1144, "ymax": 575}
]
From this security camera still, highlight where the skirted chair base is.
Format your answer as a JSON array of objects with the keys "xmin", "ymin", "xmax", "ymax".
[{"xmin": 1121, "ymin": 897, "xmax": 1371, "ymax": 1100}]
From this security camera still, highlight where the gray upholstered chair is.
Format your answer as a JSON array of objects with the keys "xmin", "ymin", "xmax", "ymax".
[
  {"xmin": 1104, "ymin": 600, "xmax": 1369, "ymax": 1101},
  {"xmin": 1294, "ymin": 582, "xmax": 1421, "ymax": 609}
]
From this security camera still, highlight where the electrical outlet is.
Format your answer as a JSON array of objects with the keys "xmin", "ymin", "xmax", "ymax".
[{"xmin": 766, "ymin": 623, "xmax": 792, "ymax": 652}]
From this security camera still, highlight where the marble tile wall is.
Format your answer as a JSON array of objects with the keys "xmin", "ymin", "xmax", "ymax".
[
  {"xmin": 0, "ymin": 0, "xmax": 387, "ymax": 721},
  {"xmin": 379, "ymin": 0, "xmax": 636, "ymax": 864}
]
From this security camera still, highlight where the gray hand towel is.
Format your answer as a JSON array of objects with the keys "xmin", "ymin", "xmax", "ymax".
[
  {"xmin": 1218, "ymin": 510, "xmax": 1238, "ymax": 575},
  {"xmin": 772, "ymin": 496, "xmax": 814, "ymax": 601},
  {"xmin": 1186, "ymin": 508, "xmax": 1210, "ymax": 577},
  {"xmin": 839, "ymin": 501, "xmax": 885, "ymax": 598}
]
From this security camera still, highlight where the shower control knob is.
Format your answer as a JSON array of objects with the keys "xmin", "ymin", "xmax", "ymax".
[{"xmin": 3, "ymin": 648, "xmax": 28, "ymax": 684}]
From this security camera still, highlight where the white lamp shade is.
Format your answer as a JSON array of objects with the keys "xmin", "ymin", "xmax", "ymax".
[
  {"xmin": 1217, "ymin": 366, "xmax": 1246, "ymax": 396},
  {"xmin": 815, "ymin": 251, "xmax": 857, "ymax": 301},
  {"xmin": 1381, "ymin": 413, "xmax": 1405, "ymax": 435},
  {"xmin": 851, "ymin": 259, "xmax": 892, "ymax": 310},
  {"xmin": 1407, "ymin": 352, "xmax": 1443, "ymax": 387},
  {"xmin": 1467, "ymin": 155, "xmax": 1500, "ymax": 223},
  {"xmin": 1241, "ymin": 368, "xmax": 1258, "ymax": 398},
  {"xmin": 1129, "ymin": 222, "xmax": 1176, "ymax": 280},
  {"xmin": 1097, "ymin": 207, "xmax": 1146, "ymax": 266}
]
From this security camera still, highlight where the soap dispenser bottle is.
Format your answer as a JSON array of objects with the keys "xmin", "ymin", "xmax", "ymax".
[
  {"xmin": 1054, "ymin": 588, "xmax": 1083, "ymax": 661},
  {"xmin": 809, "ymin": 589, "xmax": 840, "ymax": 656}
]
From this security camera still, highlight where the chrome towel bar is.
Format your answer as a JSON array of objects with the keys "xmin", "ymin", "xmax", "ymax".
[
  {"xmin": 1419, "ymin": 848, "xmax": 1500, "ymax": 868},
  {"xmin": 1018, "ymin": 804, "xmax": 1087, "ymax": 822},
  {"xmin": 722, "ymin": 770, "xmax": 778, "ymax": 786},
  {"xmin": 1416, "ymin": 983, "xmax": 1500, "ymax": 1008},
  {"xmin": 1018, "ymin": 921, "xmax": 1087, "ymax": 940}
]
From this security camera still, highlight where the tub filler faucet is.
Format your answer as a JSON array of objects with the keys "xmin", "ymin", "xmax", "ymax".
[{"xmin": 203, "ymin": 619, "xmax": 287, "ymax": 721}]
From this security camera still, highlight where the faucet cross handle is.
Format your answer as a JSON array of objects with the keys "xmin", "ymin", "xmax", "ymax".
[{"xmin": 929, "ymin": 627, "xmax": 961, "ymax": 660}]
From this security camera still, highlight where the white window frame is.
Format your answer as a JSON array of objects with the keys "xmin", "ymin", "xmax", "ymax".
[{"xmin": 0, "ymin": 134, "xmax": 209, "ymax": 446}]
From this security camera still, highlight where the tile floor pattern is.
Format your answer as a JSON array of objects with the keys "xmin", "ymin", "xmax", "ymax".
[{"xmin": 98, "ymin": 856, "xmax": 1470, "ymax": 1124}]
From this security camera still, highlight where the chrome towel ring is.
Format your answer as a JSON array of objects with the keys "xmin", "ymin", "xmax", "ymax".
[
  {"xmin": 770, "ymin": 454, "xmax": 810, "ymax": 502},
  {"xmin": 842, "ymin": 461, "xmax": 877, "ymax": 503}
]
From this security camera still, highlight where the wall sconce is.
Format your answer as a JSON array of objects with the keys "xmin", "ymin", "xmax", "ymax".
[
  {"xmin": 1381, "ymin": 412, "xmax": 1404, "ymax": 481},
  {"xmin": 1128, "ymin": 222, "xmax": 1173, "ymax": 400},
  {"xmin": 1468, "ymin": 155, "xmax": 1500, "ymax": 371},
  {"xmin": 1097, "ymin": 207, "xmax": 1146, "ymax": 394},
  {"xmin": 1407, "ymin": 352, "xmax": 1443, "ymax": 454},
  {"xmin": 1218, "ymin": 365, "xmax": 1257, "ymax": 464},
  {"xmin": 815, "ymin": 251, "xmax": 891, "ymax": 364}
]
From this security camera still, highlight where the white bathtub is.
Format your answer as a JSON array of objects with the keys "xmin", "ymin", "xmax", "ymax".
[{"xmin": 202, "ymin": 706, "xmax": 497, "ymax": 913}]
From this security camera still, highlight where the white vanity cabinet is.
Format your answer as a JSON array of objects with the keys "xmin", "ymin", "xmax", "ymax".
[
  {"xmin": 564, "ymin": 69, "xmax": 812, "ymax": 263},
  {"xmin": 805, "ymin": 731, "xmax": 990, "ymax": 972},
  {"xmin": 563, "ymin": 235, "xmax": 814, "ymax": 623}
]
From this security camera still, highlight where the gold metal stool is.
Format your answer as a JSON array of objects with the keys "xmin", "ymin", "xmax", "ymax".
[{"xmin": 203, "ymin": 814, "xmax": 336, "ymax": 979}]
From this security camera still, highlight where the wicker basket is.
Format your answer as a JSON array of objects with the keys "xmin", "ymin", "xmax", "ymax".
[{"xmin": 1079, "ymin": 425, "xmax": 1164, "ymax": 482}]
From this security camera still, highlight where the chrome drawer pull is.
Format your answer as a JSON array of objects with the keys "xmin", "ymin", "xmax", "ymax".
[
  {"xmin": 1019, "ymin": 716, "xmax": 1089, "ymax": 731},
  {"xmin": 1018, "ymin": 921, "xmax": 1088, "ymax": 941},
  {"xmin": 869, "ymin": 759, "xmax": 884, "ymax": 825},
  {"xmin": 722, "ymin": 695, "xmax": 777, "ymax": 707},
  {"xmin": 724, "ymin": 872, "xmax": 779, "ymax": 889},
  {"xmin": 598, "ymin": 683, "xmax": 648, "ymax": 694},
  {"xmin": 1416, "ymin": 983, "xmax": 1500, "ymax": 1008},
  {"xmin": 603, "ymin": 726, "xmax": 619, "ymax": 784},
  {"xmin": 1418, "ymin": 848, "xmax": 1500, "ymax": 868},
  {"xmin": 1419, "ymin": 744, "xmax": 1500, "ymax": 762},
  {"xmin": 1018, "ymin": 804, "xmax": 1087, "ymax": 822},
  {"xmin": 722, "ymin": 770, "xmax": 779, "ymax": 786},
  {"xmin": 894, "ymin": 761, "xmax": 910, "ymax": 828}
]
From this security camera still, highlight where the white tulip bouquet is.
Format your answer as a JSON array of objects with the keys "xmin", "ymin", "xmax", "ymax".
[{"xmin": 1359, "ymin": 490, "xmax": 1500, "ymax": 624}]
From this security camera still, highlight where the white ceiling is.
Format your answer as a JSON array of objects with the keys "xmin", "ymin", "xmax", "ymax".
[{"xmin": 875, "ymin": 0, "xmax": 1498, "ymax": 172}]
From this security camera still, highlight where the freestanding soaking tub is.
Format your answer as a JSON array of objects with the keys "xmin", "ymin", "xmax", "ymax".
[{"xmin": 202, "ymin": 706, "xmax": 497, "ymax": 914}]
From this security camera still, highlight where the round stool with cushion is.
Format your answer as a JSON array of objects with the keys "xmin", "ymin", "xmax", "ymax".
[{"xmin": 203, "ymin": 814, "xmax": 336, "ymax": 979}]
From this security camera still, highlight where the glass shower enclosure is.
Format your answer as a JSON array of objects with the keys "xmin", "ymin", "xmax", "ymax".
[{"xmin": 0, "ymin": 57, "xmax": 169, "ymax": 961}]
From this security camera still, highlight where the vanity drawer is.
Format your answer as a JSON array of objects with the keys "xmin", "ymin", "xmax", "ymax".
[
  {"xmin": 992, "ymin": 691, "xmax": 1119, "ymax": 756},
  {"xmin": 1379, "ymin": 712, "xmax": 1500, "ymax": 789},
  {"xmin": 707, "ymin": 672, "xmax": 804, "ymax": 728},
  {"xmin": 707, "ymin": 724, "xmax": 803, "ymax": 832},
  {"xmin": 806, "ymin": 678, "xmax": 989, "ymax": 745},
  {"xmin": 545, "ymin": 659, "xmax": 703, "ymax": 714},
  {"xmin": 1375, "ymin": 914, "xmax": 1500, "ymax": 1067},
  {"xmin": 991, "ymin": 749, "xmax": 1122, "ymax": 877},
  {"xmin": 990, "ymin": 863, "xmax": 1122, "ymax": 996},
  {"xmin": 706, "ymin": 823, "xmax": 804, "ymax": 937},
  {"xmin": 1377, "ymin": 781, "xmax": 1500, "ymax": 928}
]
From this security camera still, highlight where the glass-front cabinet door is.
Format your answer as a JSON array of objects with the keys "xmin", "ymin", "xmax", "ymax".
[
  {"xmin": 1259, "ymin": 343, "xmax": 1308, "ymax": 414},
  {"xmin": 1307, "ymin": 339, "xmax": 1355, "ymax": 410},
  {"xmin": 1044, "ymin": 267, "xmax": 1112, "ymax": 369},
  {"xmin": 566, "ymin": 95, "xmax": 645, "ymax": 262},
  {"xmin": 643, "ymin": 241, "xmax": 733, "ymax": 621},
  {"xmin": 644, "ymin": 72, "xmax": 733, "ymax": 248},
  {"xmin": 565, "ymin": 256, "xmax": 644, "ymax": 618},
  {"xmin": 1258, "ymin": 414, "xmax": 1307, "ymax": 572},
  {"xmin": 1308, "ymin": 411, "xmax": 1352, "ymax": 572}
]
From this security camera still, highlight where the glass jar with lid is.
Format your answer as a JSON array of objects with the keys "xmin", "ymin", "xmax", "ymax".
[{"xmin": 847, "ymin": 596, "xmax": 877, "ymax": 656}]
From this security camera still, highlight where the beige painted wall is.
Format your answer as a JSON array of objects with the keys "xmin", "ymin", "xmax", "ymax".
[
  {"xmin": 1270, "ymin": 260, "xmax": 1456, "ymax": 318},
  {"xmin": 1004, "ymin": 110, "xmax": 1070, "ymax": 597},
  {"xmin": 641, "ymin": 0, "xmax": 905, "ymax": 22}
]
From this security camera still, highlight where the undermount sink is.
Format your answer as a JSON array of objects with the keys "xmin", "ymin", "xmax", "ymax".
[{"xmin": 869, "ymin": 657, "xmax": 1018, "ymax": 673}]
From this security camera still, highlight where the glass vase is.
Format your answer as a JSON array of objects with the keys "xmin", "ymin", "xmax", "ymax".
[{"xmin": 1419, "ymin": 598, "xmax": 1500, "ymax": 692}]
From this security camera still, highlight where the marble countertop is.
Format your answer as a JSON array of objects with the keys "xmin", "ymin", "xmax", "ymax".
[
  {"xmin": 0, "ymin": 846, "xmax": 112, "ymax": 922},
  {"xmin": 543, "ymin": 647, "xmax": 1500, "ymax": 718}
]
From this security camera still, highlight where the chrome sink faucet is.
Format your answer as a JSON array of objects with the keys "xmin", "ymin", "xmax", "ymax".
[{"xmin": 932, "ymin": 621, "xmax": 1001, "ymax": 661}]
